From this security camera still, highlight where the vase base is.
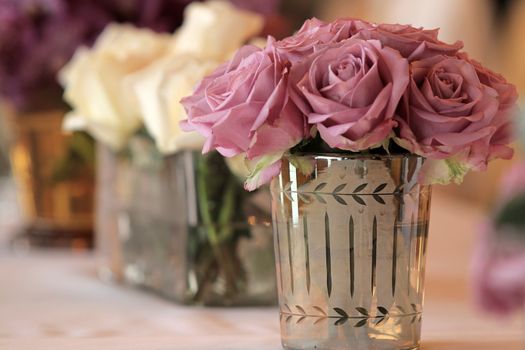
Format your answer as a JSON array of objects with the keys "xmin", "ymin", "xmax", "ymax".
[
  {"xmin": 282, "ymin": 342, "xmax": 419, "ymax": 350},
  {"xmin": 11, "ymin": 225, "xmax": 93, "ymax": 250}
]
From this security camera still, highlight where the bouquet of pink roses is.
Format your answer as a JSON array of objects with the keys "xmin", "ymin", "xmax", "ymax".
[{"xmin": 181, "ymin": 18, "xmax": 518, "ymax": 190}]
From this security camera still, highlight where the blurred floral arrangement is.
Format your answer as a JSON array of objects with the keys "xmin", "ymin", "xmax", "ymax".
[
  {"xmin": 60, "ymin": 1, "xmax": 273, "ymax": 304},
  {"xmin": 472, "ymin": 119, "xmax": 525, "ymax": 316},
  {"xmin": 0, "ymin": 0, "xmax": 201, "ymax": 110},
  {"xmin": 181, "ymin": 18, "xmax": 519, "ymax": 190}
]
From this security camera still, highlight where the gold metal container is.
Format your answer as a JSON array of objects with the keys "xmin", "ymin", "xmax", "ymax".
[{"xmin": 2, "ymin": 102, "xmax": 95, "ymax": 249}]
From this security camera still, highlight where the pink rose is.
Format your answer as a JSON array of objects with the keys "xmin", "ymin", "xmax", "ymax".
[
  {"xmin": 181, "ymin": 43, "xmax": 306, "ymax": 190},
  {"xmin": 460, "ymin": 53, "xmax": 519, "ymax": 160},
  {"xmin": 395, "ymin": 55, "xmax": 516, "ymax": 175},
  {"xmin": 273, "ymin": 17, "xmax": 373, "ymax": 63},
  {"xmin": 355, "ymin": 23, "xmax": 463, "ymax": 61},
  {"xmin": 289, "ymin": 38, "xmax": 409, "ymax": 151},
  {"xmin": 472, "ymin": 222, "xmax": 525, "ymax": 315},
  {"xmin": 472, "ymin": 163, "xmax": 525, "ymax": 315}
]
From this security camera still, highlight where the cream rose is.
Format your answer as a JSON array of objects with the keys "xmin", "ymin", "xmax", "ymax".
[
  {"xmin": 129, "ymin": 54, "xmax": 219, "ymax": 154},
  {"xmin": 59, "ymin": 24, "xmax": 172, "ymax": 150},
  {"xmin": 173, "ymin": 0, "xmax": 264, "ymax": 60}
]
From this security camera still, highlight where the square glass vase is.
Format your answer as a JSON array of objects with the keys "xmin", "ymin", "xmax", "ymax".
[{"xmin": 97, "ymin": 135, "xmax": 277, "ymax": 306}]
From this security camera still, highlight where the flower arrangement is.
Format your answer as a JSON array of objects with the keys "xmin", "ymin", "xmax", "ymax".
[
  {"xmin": 60, "ymin": 1, "xmax": 275, "ymax": 305},
  {"xmin": 472, "ymin": 115, "xmax": 525, "ymax": 316},
  {"xmin": 181, "ymin": 18, "xmax": 519, "ymax": 190},
  {"xmin": 60, "ymin": 0, "xmax": 264, "ymax": 152},
  {"xmin": 472, "ymin": 161, "xmax": 525, "ymax": 315}
]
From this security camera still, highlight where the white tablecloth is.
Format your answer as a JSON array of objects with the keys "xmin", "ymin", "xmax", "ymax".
[{"xmin": 0, "ymin": 190, "xmax": 523, "ymax": 350}]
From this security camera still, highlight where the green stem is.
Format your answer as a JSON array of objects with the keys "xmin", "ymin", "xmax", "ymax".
[
  {"xmin": 196, "ymin": 155, "xmax": 238, "ymax": 297},
  {"xmin": 217, "ymin": 176, "xmax": 238, "ymax": 243},
  {"xmin": 196, "ymin": 156, "xmax": 219, "ymax": 245}
]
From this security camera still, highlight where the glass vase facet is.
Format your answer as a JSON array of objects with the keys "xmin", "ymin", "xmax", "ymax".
[{"xmin": 271, "ymin": 154, "xmax": 432, "ymax": 350}]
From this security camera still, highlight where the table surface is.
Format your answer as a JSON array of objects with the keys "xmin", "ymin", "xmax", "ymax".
[{"xmin": 0, "ymin": 190, "xmax": 523, "ymax": 350}]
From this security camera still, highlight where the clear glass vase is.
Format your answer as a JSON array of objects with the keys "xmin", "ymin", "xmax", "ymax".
[
  {"xmin": 271, "ymin": 154, "xmax": 432, "ymax": 350},
  {"xmin": 95, "ymin": 143, "xmax": 125, "ymax": 282},
  {"xmin": 99, "ymin": 133, "xmax": 277, "ymax": 306}
]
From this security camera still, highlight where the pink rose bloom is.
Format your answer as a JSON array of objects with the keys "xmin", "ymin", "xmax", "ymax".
[
  {"xmin": 395, "ymin": 55, "xmax": 517, "ymax": 179},
  {"xmin": 289, "ymin": 38, "xmax": 409, "ymax": 151},
  {"xmin": 355, "ymin": 23, "xmax": 463, "ymax": 61},
  {"xmin": 472, "ymin": 221, "xmax": 525, "ymax": 315},
  {"xmin": 273, "ymin": 17, "xmax": 373, "ymax": 63},
  {"xmin": 181, "ymin": 43, "xmax": 306, "ymax": 190},
  {"xmin": 461, "ymin": 53, "xmax": 519, "ymax": 160}
]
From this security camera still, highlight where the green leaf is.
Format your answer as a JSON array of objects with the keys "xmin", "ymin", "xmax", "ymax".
[
  {"xmin": 289, "ymin": 154, "xmax": 315, "ymax": 176},
  {"xmin": 314, "ymin": 317, "xmax": 327, "ymax": 325},
  {"xmin": 373, "ymin": 194, "xmax": 386, "ymax": 204},
  {"xmin": 353, "ymin": 183, "xmax": 367, "ymax": 193},
  {"xmin": 314, "ymin": 193, "xmax": 327, "ymax": 204},
  {"xmin": 295, "ymin": 305, "xmax": 306, "ymax": 315},
  {"xmin": 333, "ymin": 195, "xmax": 347, "ymax": 205},
  {"xmin": 334, "ymin": 307, "xmax": 349, "ymax": 318},
  {"xmin": 374, "ymin": 183, "xmax": 388, "ymax": 193},
  {"xmin": 495, "ymin": 193, "xmax": 525, "ymax": 231},
  {"xmin": 355, "ymin": 307, "xmax": 369, "ymax": 316},
  {"xmin": 377, "ymin": 306, "xmax": 389, "ymax": 315},
  {"xmin": 314, "ymin": 182, "xmax": 327, "ymax": 191},
  {"xmin": 245, "ymin": 152, "xmax": 283, "ymax": 191},
  {"xmin": 375, "ymin": 317, "xmax": 386, "ymax": 325},
  {"xmin": 396, "ymin": 305, "xmax": 406, "ymax": 314},
  {"xmin": 334, "ymin": 184, "xmax": 346, "ymax": 193},
  {"xmin": 354, "ymin": 319, "xmax": 368, "ymax": 327},
  {"xmin": 352, "ymin": 195, "xmax": 366, "ymax": 206},
  {"xmin": 419, "ymin": 158, "xmax": 471, "ymax": 185},
  {"xmin": 298, "ymin": 193, "xmax": 311, "ymax": 203},
  {"xmin": 335, "ymin": 318, "xmax": 348, "ymax": 326},
  {"xmin": 313, "ymin": 306, "xmax": 326, "ymax": 316}
]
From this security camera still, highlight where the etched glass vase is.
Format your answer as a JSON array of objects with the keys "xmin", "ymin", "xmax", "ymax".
[{"xmin": 271, "ymin": 154, "xmax": 432, "ymax": 350}]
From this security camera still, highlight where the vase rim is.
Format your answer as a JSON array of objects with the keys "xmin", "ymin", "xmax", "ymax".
[{"xmin": 286, "ymin": 152, "xmax": 424, "ymax": 160}]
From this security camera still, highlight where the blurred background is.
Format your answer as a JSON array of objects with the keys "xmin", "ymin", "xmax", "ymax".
[{"xmin": 0, "ymin": 0, "xmax": 524, "ymax": 348}]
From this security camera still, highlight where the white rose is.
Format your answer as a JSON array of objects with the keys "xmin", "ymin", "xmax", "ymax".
[
  {"xmin": 128, "ymin": 54, "xmax": 219, "ymax": 154},
  {"xmin": 59, "ymin": 24, "xmax": 172, "ymax": 150},
  {"xmin": 249, "ymin": 37, "xmax": 268, "ymax": 49},
  {"xmin": 173, "ymin": 1, "xmax": 264, "ymax": 60}
]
